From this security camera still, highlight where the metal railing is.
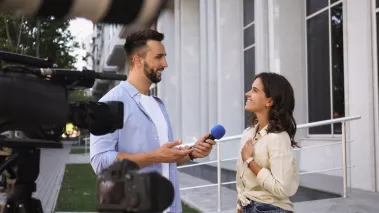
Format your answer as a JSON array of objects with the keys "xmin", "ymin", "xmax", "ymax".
[
  {"xmin": 83, "ymin": 137, "xmax": 90, "ymax": 154},
  {"xmin": 177, "ymin": 115, "xmax": 361, "ymax": 212}
]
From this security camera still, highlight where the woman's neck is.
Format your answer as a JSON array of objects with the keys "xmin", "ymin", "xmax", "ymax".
[{"xmin": 256, "ymin": 113, "xmax": 269, "ymax": 132}]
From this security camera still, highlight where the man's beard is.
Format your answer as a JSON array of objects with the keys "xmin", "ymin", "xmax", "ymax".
[{"xmin": 144, "ymin": 62, "xmax": 162, "ymax": 83}]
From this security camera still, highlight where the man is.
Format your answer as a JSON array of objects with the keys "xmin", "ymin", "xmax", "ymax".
[{"xmin": 90, "ymin": 29, "xmax": 216, "ymax": 213}]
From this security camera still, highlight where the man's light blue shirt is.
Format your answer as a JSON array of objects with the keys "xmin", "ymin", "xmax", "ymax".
[{"xmin": 90, "ymin": 81, "xmax": 182, "ymax": 213}]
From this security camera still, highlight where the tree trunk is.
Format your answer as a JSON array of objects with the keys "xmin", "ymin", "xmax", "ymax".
[
  {"xmin": 3, "ymin": 18, "xmax": 13, "ymax": 48},
  {"xmin": 36, "ymin": 18, "xmax": 41, "ymax": 57},
  {"xmin": 16, "ymin": 16, "xmax": 24, "ymax": 52}
]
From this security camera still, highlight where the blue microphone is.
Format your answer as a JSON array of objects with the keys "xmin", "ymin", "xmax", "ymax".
[{"xmin": 206, "ymin": 124, "xmax": 226, "ymax": 141}]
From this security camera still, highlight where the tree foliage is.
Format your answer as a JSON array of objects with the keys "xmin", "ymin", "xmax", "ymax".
[
  {"xmin": 68, "ymin": 89, "xmax": 93, "ymax": 103},
  {"xmin": 0, "ymin": 12, "xmax": 79, "ymax": 69}
]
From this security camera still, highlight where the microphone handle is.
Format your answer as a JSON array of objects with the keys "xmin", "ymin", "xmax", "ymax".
[{"xmin": 204, "ymin": 134, "xmax": 215, "ymax": 142}]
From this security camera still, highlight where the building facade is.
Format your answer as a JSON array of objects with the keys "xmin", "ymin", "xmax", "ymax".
[{"xmin": 91, "ymin": 0, "xmax": 379, "ymax": 195}]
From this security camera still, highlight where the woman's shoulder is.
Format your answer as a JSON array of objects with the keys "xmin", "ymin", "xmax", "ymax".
[
  {"xmin": 265, "ymin": 130, "xmax": 291, "ymax": 147},
  {"xmin": 241, "ymin": 126, "xmax": 254, "ymax": 137},
  {"xmin": 239, "ymin": 126, "xmax": 254, "ymax": 144}
]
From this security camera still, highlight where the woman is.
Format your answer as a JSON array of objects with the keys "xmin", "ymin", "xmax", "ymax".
[{"xmin": 236, "ymin": 72, "xmax": 300, "ymax": 213}]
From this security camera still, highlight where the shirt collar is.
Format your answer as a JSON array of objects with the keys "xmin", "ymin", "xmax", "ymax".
[
  {"xmin": 252, "ymin": 123, "xmax": 269, "ymax": 138},
  {"xmin": 120, "ymin": 81, "xmax": 154, "ymax": 102}
]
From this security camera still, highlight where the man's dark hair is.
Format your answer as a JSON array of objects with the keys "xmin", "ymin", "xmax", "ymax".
[{"xmin": 124, "ymin": 29, "xmax": 164, "ymax": 66}]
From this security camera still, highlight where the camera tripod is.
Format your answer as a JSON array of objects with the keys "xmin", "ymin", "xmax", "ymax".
[{"xmin": 0, "ymin": 137, "xmax": 62, "ymax": 213}]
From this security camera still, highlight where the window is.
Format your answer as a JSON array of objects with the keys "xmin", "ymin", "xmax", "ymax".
[
  {"xmin": 306, "ymin": 0, "xmax": 344, "ymax": 135},
  {"xmin": 243, "ymin": 0, "xmax": 255, "ymax": 127}
]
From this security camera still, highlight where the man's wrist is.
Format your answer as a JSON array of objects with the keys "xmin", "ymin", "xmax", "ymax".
[
  {"xmin": 147, "ymin": 150, "xmax": 158, "ymax": 164},
  {"xmin": 189, "ymin": 151, "xmax": 196, "ymax": 161}
]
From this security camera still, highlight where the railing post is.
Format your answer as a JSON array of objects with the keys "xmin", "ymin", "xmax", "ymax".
[
  {"xmin": 217, "ymin": 142, "xmax": 221, "ymax": 212},
  {"xmin": 85, "ymin": 138, "xmax": 88, "ymax": 155},
  {"xmin": 341, "ymin": 121, "xmax": 348, "ymax": 198}
]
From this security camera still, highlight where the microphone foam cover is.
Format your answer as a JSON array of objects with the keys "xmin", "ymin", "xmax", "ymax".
[{"xmin": 210, "ymin": 125, "xmax": 226, "ymax": 140}]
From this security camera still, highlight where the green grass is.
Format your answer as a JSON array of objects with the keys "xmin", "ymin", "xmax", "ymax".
[
  {"xmin": 182, "ymin": 202, "xmax": 200, "ymax": 213},
  {"xmin": 69, "ymin": 148, "xmax": 89, "ymax": 154},
  {"xmin": 54, "ymin": 164, "xmax": 97, "ymax": 212},
  {"xmin": 54, "ymin": 164, "xmax": 200, "ymax": 212}
]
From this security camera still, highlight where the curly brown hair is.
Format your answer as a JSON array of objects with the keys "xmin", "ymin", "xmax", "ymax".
[{"xmin": 249, "ymin": 72, "xmax": 299, "ymax": 148}]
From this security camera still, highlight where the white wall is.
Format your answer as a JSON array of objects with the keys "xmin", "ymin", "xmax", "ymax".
[
  {"xmin": 266, "ymin": 0, "xmax": 308, "ymax": 139},
  {"xmin": 157, "ymin": 0, "xmax": 244, "ymax": 166},
  {"xmin": 215, "ymin": 0, "xmax": 244, "ymax": 161},
  {"xmin": 345, "ymin": 0, "xmax": 376, "ymax": 192},
  {"xmin": 373, "ymin": 0, "xmax": 379, "ymax": 192}
]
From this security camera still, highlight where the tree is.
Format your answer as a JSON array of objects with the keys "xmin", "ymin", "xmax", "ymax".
[
  {"xmin": 0, "ymin": 12, "xmax": 79, "ymax": 69},
  {"xmin": 68, "ymin": 89, "xmax": 93, "ymax": 103}
]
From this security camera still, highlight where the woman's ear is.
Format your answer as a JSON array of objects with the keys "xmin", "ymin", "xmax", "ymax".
[{"xmin": 266, "ymin": 98, "xmax": 274, "ymax": 107}]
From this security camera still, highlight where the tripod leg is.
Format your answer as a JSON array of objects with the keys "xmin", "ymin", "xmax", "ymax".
[
  {"xmin": 31, "ymin": 198, "xmax": 43, "ymax": 213},
  {"xmin": 0, "ymin": 149, "xmax": 44, "ymax": 213}
]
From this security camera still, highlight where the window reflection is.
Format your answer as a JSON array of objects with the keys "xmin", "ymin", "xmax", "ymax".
[
  {"xmin": 331, "ymin": 4, "xmax": 344, "ymax": 134},
  {"xmin": 306, "ymin": 2, "xmax": 345, "ymax": 135}
]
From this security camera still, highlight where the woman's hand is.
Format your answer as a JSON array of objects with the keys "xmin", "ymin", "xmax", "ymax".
[{"xmin": 241, "ymin": 138, "xmax": 254, "ymax": 161}]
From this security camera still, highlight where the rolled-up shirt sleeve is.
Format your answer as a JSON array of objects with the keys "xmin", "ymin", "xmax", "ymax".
[
  {"xmin": 89, "ymin": 92, "xmax": 121, "ymax": 175},
  {"xmin": 90, "ymin": 130, "xmax": 119, "ymax": 175},
  {"xmin": 256, "ymin": 134, "xmax": 299, "ymax": 199}
]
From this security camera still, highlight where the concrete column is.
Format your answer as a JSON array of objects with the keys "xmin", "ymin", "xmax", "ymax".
[
  {"xmin": 179, "ymin": 0, "xmax": 201, "ymax": 142},
  {"xmin": 206, "ymin": 0, "xmax": 218, "ymax": 131},
  {"xmin": 199, "ymin": 0, "xmax": 209, "ymax": 135},
  {"xmin": 345, "ymin": 0, "xmax": 376, "ymax": 191},
  {"xmin": 156, "ymin": 8, "xmax": 179, "ymax": 138},
  {"xmin": 268, "ymin": 0, "xmax": 307, "ymax": 138},
  {"xmin": 255, "ymin": 0, "xmax": 270, "ymax": 74},
  {"xmin": 216, "ymin": 0, "xmax": 244, "ymax": 161}
]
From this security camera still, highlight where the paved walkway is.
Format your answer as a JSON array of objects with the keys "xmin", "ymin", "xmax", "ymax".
[
  {"xmin": 67, "ymin": 153, "xmax": 90, "ymax": 164},
  {"xmin": 34, "ymin": 146, "xmax": 71, "ymax": 213}
]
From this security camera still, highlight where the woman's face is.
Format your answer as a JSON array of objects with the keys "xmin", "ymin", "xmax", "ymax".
[{"xmin": 244, "ymin": 78, "xmax": 271, "ymax": 113}]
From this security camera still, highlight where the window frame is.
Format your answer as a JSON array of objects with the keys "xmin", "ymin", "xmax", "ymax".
[
  {"xmin": 305, "ymin": 0, "xmax": 346, "ymax": 137},
  {"xmin": 371, "ymin": 0, "xmax": 379, "ymax": 191},
  {"xmin": 242, "ymin": 0, "xmax": 256, "ymax": 128}
]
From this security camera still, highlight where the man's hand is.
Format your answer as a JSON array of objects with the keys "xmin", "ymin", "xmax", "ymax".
[
  {"xmin": 153, "ymin": 140, "xmax": 192, "ymax": 163},
  {"xmin": 191, "ymin": 133, "xmax": 216, "ymax": 159}
]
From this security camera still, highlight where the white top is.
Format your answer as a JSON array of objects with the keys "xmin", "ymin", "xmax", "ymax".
[{"xmin": 139, "ymin": 94, "xmax": 170, "ymax": 212}]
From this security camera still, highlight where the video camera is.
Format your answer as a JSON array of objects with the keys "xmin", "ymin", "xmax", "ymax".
[{"xmin": 0, "ymin": 51, "xmax": 174, "ymax": 213}]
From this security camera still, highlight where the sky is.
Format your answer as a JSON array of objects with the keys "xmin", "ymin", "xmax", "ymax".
[{"xmin": 67, "ymin": 18, "xmax": 94, "ymax": 70}]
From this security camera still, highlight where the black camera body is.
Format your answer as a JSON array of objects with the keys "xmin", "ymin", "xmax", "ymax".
[{"xmin": 96, "ymin": 160, "xmax": 174, "ymax": 213}]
